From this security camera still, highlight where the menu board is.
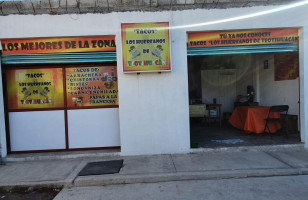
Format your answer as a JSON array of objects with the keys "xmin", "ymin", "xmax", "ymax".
[
  {"xmin": 6, "ymin": 68, "xmax": 64, "ymax": 110},
  {"xmin": 66, "ymin": 66, "xmax": 118, "ymax": 108}
]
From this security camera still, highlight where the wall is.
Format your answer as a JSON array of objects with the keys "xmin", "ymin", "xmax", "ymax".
[
  {"xmin": 235, "ymin": 54, "xmax": 254, "ymax": 96},
  {"xmin": 201, "ymin": 68, "xmax": 236, "ymax": 113},
  {"xmin": 200, "ymin": 52, "xmax": 299, "ymax": 116},
  {"xmin": 200, "ymin": 54, "xmax": 253, "ymax": 113},
  {"xmin": 0, "ymin": 2, "xmax": 308, "ymax": 156},
  {"xmin": 257, "ymin": 53, "xmax": 300, "ymax": 116},
  {"xmin": 0, "ymin": 0, "xmax": 294, "ymax": 15}
]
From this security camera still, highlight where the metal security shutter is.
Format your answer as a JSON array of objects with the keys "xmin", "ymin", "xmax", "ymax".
[
  {"xmin": 1, "ymin": 52, "xmax": 116, "ymax": 64},
  {"xmin": 187, "ymin": 43, "xmax": 299, "ymax": 56}
]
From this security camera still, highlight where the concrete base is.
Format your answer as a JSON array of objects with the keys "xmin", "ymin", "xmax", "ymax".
[
  {"xmin": 1, "ymin": 147, "xmax": 308, "ymax": 189},
  {"xmin": 6, "ymin": 149, "xmax": 120, "ymax": 162}
]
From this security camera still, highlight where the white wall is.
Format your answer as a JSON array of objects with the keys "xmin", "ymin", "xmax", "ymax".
[
  {"xmin": 9, "ymin": 111, "xmax": 66, "ymax": 151},
  {"xmin": 200, "ymin": 54, "xmax": 255, "ymax": 113},
  {"xmin": 235, "ymin": 55, "xmax": 254, "ymax": 96},
  {"xmin": 1, "ymin": 2, "xmax": 308, "ymax": 155},
  {"xmin": 257, "ymin": 54, "xmax": 300, "ymax": 116},
  {"xmin": 68, "ymin": 108, "xmax": 120, "ymax": 149},
  {"xmin": 201, "ymin": 69, "xmax": 236, "ymax": 113}
]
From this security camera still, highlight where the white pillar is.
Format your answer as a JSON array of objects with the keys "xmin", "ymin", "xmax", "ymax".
[
  {"xmin": 0, "ymin": 56, "xmax": 7, "ymax": 162},
  {"xmin": 299, "ymin": 28, "xmax": 307, "ymax": 147}
]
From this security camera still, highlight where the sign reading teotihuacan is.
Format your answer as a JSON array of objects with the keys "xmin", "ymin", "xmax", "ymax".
[{"xmin": 188, "ymin": 28, "xmax": 299, "ymax": 47}]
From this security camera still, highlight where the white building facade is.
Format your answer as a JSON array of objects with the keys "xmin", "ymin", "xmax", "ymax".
[{"xmin": 0, "ymin": 1, "xmax": 308, "ymax": 160}]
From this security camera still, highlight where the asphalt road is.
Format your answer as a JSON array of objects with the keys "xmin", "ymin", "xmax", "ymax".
[{"xmin": 54, "ymin": 175, "xmax": 308, "ymax": 200}]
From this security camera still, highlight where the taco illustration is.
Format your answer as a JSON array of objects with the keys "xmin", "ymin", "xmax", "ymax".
[
  {"xmin": 152, "ymin": 45, "xmax": 163, "ymax": 59},
  {"xmin": 21, "ymin": 87, "xmax": 31, "ymax": 98},
  {"xmin": 129, "ymin": 46, "xmax": 141, "ymax": 59},
  {"xmin": 40, "ymin": 87, "xmax": 50, "ymax": 98}
]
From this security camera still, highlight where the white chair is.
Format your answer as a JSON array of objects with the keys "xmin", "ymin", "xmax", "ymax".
[{"xmin": 189, "ymin": 104, "xmax": 206, "ymax": 123}]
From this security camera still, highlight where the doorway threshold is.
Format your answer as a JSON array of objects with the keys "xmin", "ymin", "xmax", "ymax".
[
  {"xmin": 190, "ymin": 143, "xmax": 305, "ymax": 154},
  {"xmin": 6, "ymin": 149, "xmax": 120, "ymax": 162}
]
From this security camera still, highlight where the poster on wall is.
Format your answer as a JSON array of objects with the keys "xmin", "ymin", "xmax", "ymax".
[
  {"xmin": 121, "ymin": 22, "xmax": 171, "ymax": 73},
  {"xmin": 1, "ymin": 36, "xmax": 116, "ymax": 55},
  {"xmin": 6, "ymin": 68, "xmax": 64, "ymax": 110},
  {"xmin": 188, "ymin": 28, "xmax": 299, "ymax": 47},
  {"xmin": 274, "ymin": 53, "xmax": 299, "ymax": 81},
  {"xmin": 66, "ymin": 66, "xmax": 118, "ymax": 108}
]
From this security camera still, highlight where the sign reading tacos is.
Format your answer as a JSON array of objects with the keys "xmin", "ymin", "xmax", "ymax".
[
  {"xmin": 121, "ymin": 22, "xmax": 171, "ymax": 73},
  {"xmin": 66, "ymin": 66, "xmax": 118, "ymax": 108},
  {"xmin": 188, "ymin": 28, "xmax": 299, "ymax": 47},
  {"xmin": 1, "ymin": 36, "xmax": 116, "ymax": 55},
  {"xmin": 6, "ymin": 68, "xmax": 64, "ymax": 110}
]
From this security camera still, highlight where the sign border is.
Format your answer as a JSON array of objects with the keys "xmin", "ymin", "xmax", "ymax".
[{"xmin": 121, "ymin": 22, "xmax": 172, "ymax": 73}]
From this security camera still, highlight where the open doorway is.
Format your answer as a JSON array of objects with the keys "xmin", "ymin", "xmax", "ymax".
[{"xmin": 188, "ymin": 52, "xmax": 301, "ymax": 148}]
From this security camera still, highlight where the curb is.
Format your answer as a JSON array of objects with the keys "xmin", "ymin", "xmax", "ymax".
[
  {"xmin": 0, "ymin": 180, "xmax": 68, "ymax": 188},
  {"xmin": 0, "ymin": 168, "xmax": 307, "ymax": 188},
  {"xmin": 73, "ymin": 168, "xmax": 304, "ymax": 187}
]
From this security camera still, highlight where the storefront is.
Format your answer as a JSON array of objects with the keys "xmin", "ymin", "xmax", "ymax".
[
  {"xmin": 187, "ymin": 28, "xmax": 301, "ymax": 147},
  {"xmin": 1, "ymin": 36, "xmax": 120, "ymax": 153},
  {"xmin": 0, "ymin": 2, "xmax": 308, "ymax": 159}
]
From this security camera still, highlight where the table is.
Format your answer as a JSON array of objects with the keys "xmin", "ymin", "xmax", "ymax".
[
  {"xmin": 206, "ymin": 104, "xmax": 221, "ymax": 127},
  {"xmin": 229, "ymin": 106, "xmax": 281, "ymax": 134}
]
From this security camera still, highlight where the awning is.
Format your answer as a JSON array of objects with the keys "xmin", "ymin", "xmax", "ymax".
[
  {"xmin": 187, "ymin": 43, "xmax": 298, "ymax": 56},
  {"xmin": 1, "ymin": 51, "xmax": 117, "ymax": 64}
]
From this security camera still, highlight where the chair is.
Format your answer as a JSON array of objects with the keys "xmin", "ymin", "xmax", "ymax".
[
  {"xmin": 264, "ymin": 105, "xmax": 289, "ymax": 138},
  {"xmin": 206, "ymin": 104, "xmax": 222, "ymax": 127},
  {"xmin": 189, "ymin": 104, "xmax": 207, "ymax": 123}
]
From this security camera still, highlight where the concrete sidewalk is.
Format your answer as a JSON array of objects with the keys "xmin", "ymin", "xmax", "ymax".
[{"xmin": 1, "ymin": 145, "xmax": 308, "ymax": 188}]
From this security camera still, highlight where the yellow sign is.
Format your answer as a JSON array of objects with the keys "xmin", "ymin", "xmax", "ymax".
[
  {"xmin": 121, "ymin": 22, "xmax": 171, "ymax": 73},
  {"xmin": 6, "ymin": 68, "xmax": 64, "ymax": 110},
  {"xmin": 188, "ymin": 28, "xmax": 299, "ymax": 47},
  {"xmin": 1, "ymin": 36, "xmax": 116, "ymax": 55}
]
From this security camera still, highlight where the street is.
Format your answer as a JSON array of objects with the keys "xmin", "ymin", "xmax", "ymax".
[{"xmin": 54, "ymin": 175, "xmax": 308, "ymax": 200}]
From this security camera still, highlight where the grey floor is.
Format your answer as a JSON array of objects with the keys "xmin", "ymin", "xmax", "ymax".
[{"xmin": 190, "ymin": 120, "xmax": 301, "ymax": 148}]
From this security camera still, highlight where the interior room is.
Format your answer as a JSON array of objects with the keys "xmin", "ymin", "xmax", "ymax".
[{"xmin": 188, "ymin": 52, "xmax": 301, "ymax": 148}]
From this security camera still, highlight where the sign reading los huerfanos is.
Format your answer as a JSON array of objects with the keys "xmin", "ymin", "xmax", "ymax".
[{"xmin": 121, "ymin": 22, "xmax": 171, "ymax": 73}]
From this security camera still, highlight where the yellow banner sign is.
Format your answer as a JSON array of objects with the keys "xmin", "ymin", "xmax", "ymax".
[
  {"xmin": 6, "ymin": 68, "xmax": 64, "ymax": 110},
  {"xmin": 1, "ymin": 36, "xmax": 116, "ymax": 55},
  {"xmin": 121, "ymin": 22, "xmax": 171, "ymax": 72},
  {"xmin": 188, "ymin": 28, "xmax": 299, "ymax": 47}
]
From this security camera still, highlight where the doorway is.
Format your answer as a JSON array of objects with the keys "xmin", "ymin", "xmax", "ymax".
[{"xmin": 188, "ymin": 53, "xmax": 301, "ymax": 148}]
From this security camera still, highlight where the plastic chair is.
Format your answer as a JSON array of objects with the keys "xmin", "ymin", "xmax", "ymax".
[
  {"xmin": 264, "ymin": 105, "xmax": 289, "ymax": 138},
  {"xmin": 189, "ymin": 104, "xmax": 207, "ymax": 124}
]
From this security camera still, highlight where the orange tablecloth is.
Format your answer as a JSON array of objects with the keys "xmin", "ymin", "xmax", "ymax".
[{"xmin": 229, "ymin": 106, "xmax": 281, "ymax": 134}]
